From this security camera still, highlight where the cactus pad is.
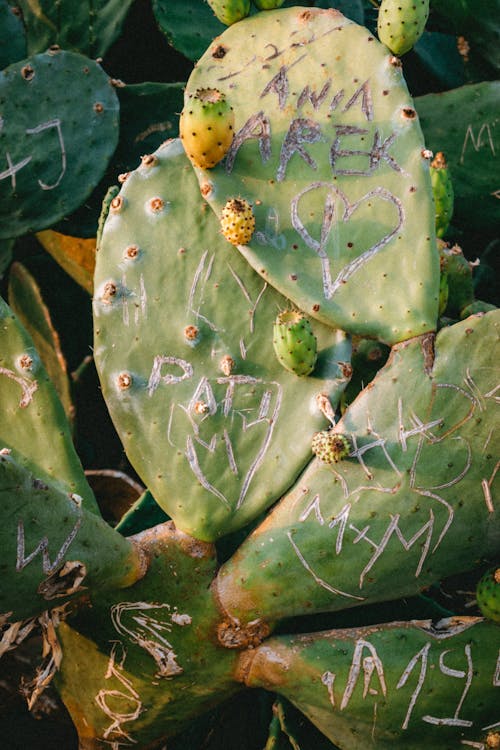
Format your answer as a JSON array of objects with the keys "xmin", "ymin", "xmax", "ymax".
[
  {"xmin": 214, "ymin": 311, "xmax": 500, "ymax": 624},
  {"xmin": 184, "ymin": 6, "xmax": 439, "ymax": 345},
  {"xmin": 94, "ymin": 138, "xmax": 352, "ymax": 541}
]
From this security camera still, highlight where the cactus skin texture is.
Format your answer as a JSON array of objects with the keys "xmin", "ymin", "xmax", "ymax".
[
  {"xmin": 253, "ymin": 0, "xmax": 285, "ymax": 8},
  {"xmin": 377, "ymin": 0, "xmax": 429, "ymax": 56},
  {"xmin": 94, "ymin": 138, "xmax": 352, "ymax": 542},
  {"xmin": 430, "ymin": 152, "xmax": 454, "ymax": 238},
  {"xmin": 238, "ymin": 617, "xmax": 500, "ymax": 749},
  {"xmin": 185, "ymin": 7, "xmax": 439, "ymax": 345},
  {"xmin": 476, "ymin": 567, "xmax": 500, "ymax": 623},
  {"xmin": 311, "ymin": 430, "xmax": 350, "ymax": 463},
  {"xmin": 214, "ymin": 311, "xmax": 500, "ymax": 625},
  {"xmin": 207, "ymin": 0, "xmax": 250, "ymax": 26},
  {"xmin": 272, "ymin": 309, "xmax": 318, "ymax": 376},
  {"xmin": 180, "ymin": 88, "xmax": 235, "ymax": 169},
  {"xmin": 220, "ymin": 196, "xmax": 256, "ymax": 244}
]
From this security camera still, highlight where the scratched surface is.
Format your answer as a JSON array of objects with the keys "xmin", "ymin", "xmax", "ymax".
[
  {"xmin": 0, "ymin": 49, "xmax": 119, "ymax": 239},
  {"xmin": 244, "ymin": 617, "xmax": 500, "ymax": 749},
  {"xmin": 216, "ymin": 310, "xmax": 500, "ymax": 621},
  {"xmin": 185, "ymin": 7, "xmax": 439, "ymax": 345},
  {"xmin": 94, "ymin": 138, "xmax": 352, "ymax": 541}
]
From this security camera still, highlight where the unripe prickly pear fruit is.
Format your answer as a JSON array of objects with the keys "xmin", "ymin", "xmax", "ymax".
[
  {"xmin": 220, "ymin": 197, "xmax": 255, "ymax": 245},
  {"xmin": 180, "ymin": 88, "xmax": 234, "ymax": 169},
  {"xmin": 311, "ymin": 430, "xmax": 351, "ymax": 463},
  {"xmin": 252, "ymin": 0, "xmax": 285, "ymax": 9},
  {"xmin": 207, "ymin": 0, "xmax": 250, "ymax": 25},
  {"xmin": 377, "ymin": 0, "xmax": 429, "ymax": 55},
  {"xmin": 476, "ymin": 567, "xmax": 500, "ymax": 623},
  {"xmin": 430, "ymin": 152, "xmax": 454, "ymax": 238},
  {"xmin": 272, "ymin": 309, "xmax": 318, "ymax": 376}
]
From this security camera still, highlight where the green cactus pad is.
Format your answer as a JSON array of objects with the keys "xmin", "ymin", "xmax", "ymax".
[
  {"xmin": 0, "ymin": 49, "xmax": 119, "ymax": 239},
  {"xmin": 430, "ymin": 152, "xmax": 454, "ymax": 238},
  {"xmin": 184, "ymin": 6, "xmax": 439, "ymax": 345},
  {"xmin": 0, "ymin": 0, "xmax": 26, "ymax": 68},
  {"xmin": 416, "ymin": 82, "xmax": 500, "ymax": 230},
  {"xmin": 16, "ymin": 0, "xmax": 134, "ymax": 58},
  {"xmin": 0, "ymin": 295, "xmax": 96, "ymax": 512},
  {"xmin": 214, "ymin": 311, "xmax": 500, "ymax": 624},
  {"xmin": 94, "ymin": 138, "xmax": 351, "ymax": 541},
  {"xmin": 56, "ymin": 522, "xmax": 241, "ymax": 746},
  {"xmin": 0, "ymin": 451, "xmax": 144, "ymax": 622},
  {"xmin": 439, "ymin": 242, "xmax": 475, "ymax": 318},
  {"xmin": 239, "ymin": 617, "xmax": 500, "ymax": 748}
]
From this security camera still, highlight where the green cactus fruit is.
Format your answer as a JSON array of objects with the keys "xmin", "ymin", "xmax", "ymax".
[
  {"xmin": 253, "ymin": 0, "xmax": 285, "ymax": 9},
  {"xmin": 272, "ymin": 309, "xmax": 318, "ymax": 376},
  {"xmin": 430, "ymin": 151, "xmax": 454, "ymax": 238},
  {"xmin": 214, "ymin": 311, "xmax": 500, "ymax": 625},
  {"xmin": 220, "ymin": 196, "xmax": 256, "ymax": 244},
  {"xmin": 0, "ymin": 49, "xmax": 119, "ymax": 240},
  {"xmin": 94, "ymin": 138, "xmax": 352, "ymax": 542},
  {"xmin": 238, "ymin": 617, "xmax": 500, "ymax": 748},
  {"xmin": 438, "ymin": 263, "xmax": 449, "ymax": 316},
  {"xmin": 438, "ymin": 242, "xmax": 475, "ymax": 317},
  {"xmin": 476, "ymin": 567, "xmax": 500, "ymax": 623},
  {"xmin": 185, "ymin": 6, "xmax": 439, "ymax": 346},
  {"xmin": 207, "ymin": 0, "xmax": 251, "ymax": 26},
  {"xmin": 180, "ymin": 87, "xmax": 235, "ymax": 169},
  {"xmin": 460, "ymin": 299, "xmax": 497, "ymax": 318},
  {"xmin": 311, "ymin": 430, "xmax": 351, "ymax": 463},
  {"xmin": 377, "ymin": 0, "xmax": 429, "ymax": 56},
  {"xmin": 55, "ymin": 522, "xmax": 244, "ymax": 746}
]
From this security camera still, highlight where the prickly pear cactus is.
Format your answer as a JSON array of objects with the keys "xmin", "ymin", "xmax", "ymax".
[
  {"xmin": 238, "ymin": 617, "xmax": 500, "ymax": 748},
  {"xmin": 184, "ymin": 6, "xmax": 439, "ymax": 345},
  {"xmin": 377, "ymin": 0, "xmax": 429, "ymax": 56},
  {"xmin": 214, "ymin": 311, "xmax": 500, "ymax": 624},
  {"xmin": 94, "ymin": 138, "xmax": 351, "ymax": 541}
]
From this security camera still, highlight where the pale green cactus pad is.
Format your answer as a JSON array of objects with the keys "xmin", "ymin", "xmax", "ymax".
[
  {"xmin": 184, "ymin": 6, "xmax": 439, "ymax": 345},
  {"xmin": 93, "ymin": 138, "xmax": 352, "ymax": 541},
  {"xmin": 214, "ymin": 311, "xmax": 500, "ymax": 623}
]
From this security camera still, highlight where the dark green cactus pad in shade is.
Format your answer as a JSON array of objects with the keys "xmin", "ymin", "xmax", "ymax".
[
  {"xmin": 238, "ymin": 617, "xmax": 500, "ymax": 748},
  {"xmin": 0, "ymin": 49, "xmax": 119, "ymax": 239},
  {"xmin": 476, "ymin": 567, "xmax": 500, "ymax": 623},
  {"xmin": 0, "ymin": 0, "xmax": 26, "ymax": 68},
  {"xmin": 416, "ymin": 82, "xmax": 500, "ymax": 230},
  {"xmin": 153, "ymin": 0, "xmax": 227, "ymax": 62},
  {"xmin": 214, "ymin": 311, "xmax": 500, "ymax": 624},
  {"xmin": 94, "ymin": 138, "xmax": 351, "ymax": 541},
  {"xmin": 16, "ymin": 0, "xmax": 134, "ymax": 58},
  {"xmin": 55, "ymin": 523, "xmax": 241, "ymax": 746},
  {"xmin": 184, "ymin": 6, "xmax": 439, "ymax": 345},
  {"xmin": 0, "ymin": 295, "xmax": 96, "ymax": 513},
  {"xmin": 0, "ymin": 451, "xmax": 144, "ymax": 622}
]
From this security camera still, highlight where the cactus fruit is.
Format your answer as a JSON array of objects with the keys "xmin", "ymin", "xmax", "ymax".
[
  {"xmin": 438, "ymin": 242, "xmax": 475, "ymax": 317},
  {"xmin": 207, "ymin": 0, "xmax": 251, "ymax": 26},
  {"xmin": 377, "ymin": 0, "xmax": 429, "ymax": 56},
  {"xmin": 253, "ymin": 0, "xmax": 285, "ymax": 8},
  {"xmin": 272, "ymin": 309, "xmax": 318, "ymax": 376},
  {"xmin": 185, "ymin": 6, "xmax": 439, "ymax": 345},
  {"xmin": 430, "ymin": 152, "xmax": 454, "ymax": 238},
  {"xmin": 476, "ymin": 567, "xmax": 500, "ymax": 623},
  {"xmin": 311, "ymin": 430, "xmax": 351, "ymax": 463},
  {"xmin": 220, "ymin": 196, "xmax": 256, "ymax": 245},
  {"xmin": 180, "ymin": 87, "xmax": 235, "ymax": 169}
]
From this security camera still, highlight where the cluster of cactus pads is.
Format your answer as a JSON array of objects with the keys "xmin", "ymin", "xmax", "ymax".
[{"xmin": 0, "ymin": 2, "xmax": 499, "ymax": 749}]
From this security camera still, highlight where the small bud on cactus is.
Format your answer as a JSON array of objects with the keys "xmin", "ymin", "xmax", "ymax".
[
  {"xmin": 220, "ymin": 197, "xmax": 255, "ymax": 245},
  {"xmin": 377, "ymin": 0, "xmax": 429, "ymax": 55},
  {"xmin": 476, "ymin": 567, "xmax": 500, "ymax": 623},
  {"xmin": 311, "ymin": 430, "xmax": 351, "ymax": 464},
  {"xmin": 180, "ymin": 88, "xmax": 235, "ymax": 169},
  {"xmin": 430, "ymin": 152, "xmax": 454, "ymax": 238},
  {"xmin": 272, "ymin": 310, "xmax": 318, "ymax": 376}
]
